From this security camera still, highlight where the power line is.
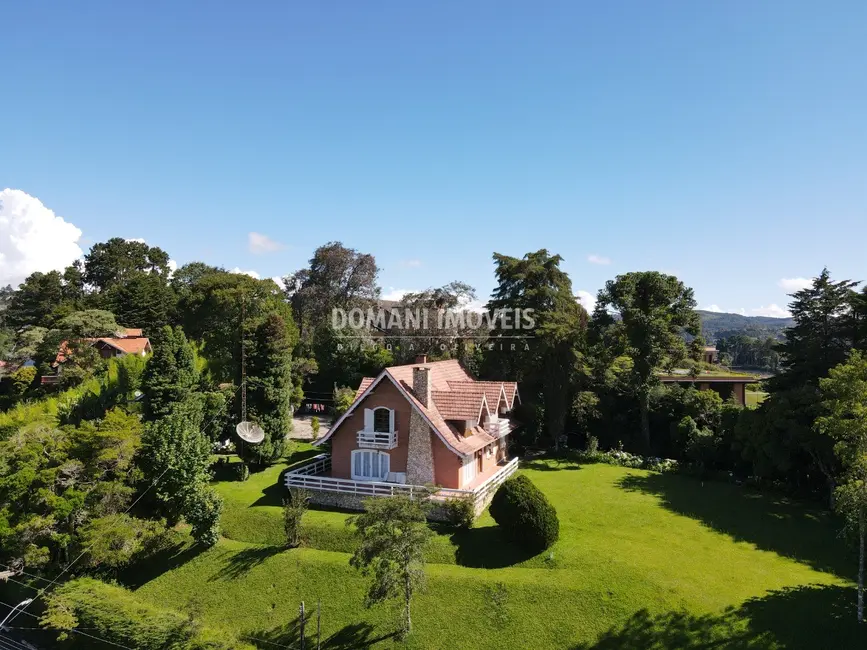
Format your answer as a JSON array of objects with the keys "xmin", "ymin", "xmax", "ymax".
[
  {"xmin": 0, "ymin": 636, "xmax": 31, "ymax": 650},
  {"xmin": 0, "ymin": 566, "xmax": 54, "ymax": 587},
  {"xmin": 4, "ymin": 383, "xmax": 244, "ymax": 629},
  {"xmin": 1, "ymin": 599, "xmax": 131, "ymax": 650}
]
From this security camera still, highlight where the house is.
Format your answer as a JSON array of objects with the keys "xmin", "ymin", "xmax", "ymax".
[
  {"xmin": 42, "ymin": 328, "xmax": 152, "ymax": 385},
  {"xmin": 659, "ymin": 373, "xmax": 758, "ymax": 406},
  {"xmin": 285, "ymin": 357, "xmax": 521, "ymax": 517},
  {"xmin": 702, "ymin": 346, "xmax": 719, "ymax": 364}
]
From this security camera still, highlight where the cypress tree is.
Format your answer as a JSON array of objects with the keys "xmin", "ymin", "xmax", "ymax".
[
  {"xmin": 141, "ymin": 326, "xmax": 198, "ymax": 421},
  {"xmin": 242, "ymin": 314, "xmax": 293, "ymax": 463}
]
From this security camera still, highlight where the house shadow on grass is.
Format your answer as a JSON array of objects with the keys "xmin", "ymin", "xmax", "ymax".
[
  {"xmin": 447, "ymin": 524, "xmax": 538, "ymax": 568},
  {"xmin": 250, "ymin": 619, "xmax": 397, "ymax": 649},
  {"xmin": 572, "ymin": 583, "xmax": 866, "ymax": 650},
  {"xmin": 208, "ymin": 545, "xmax": 284, "ymax": 581},
  {"xmin": 616, "ymin": 472, "xmax": 853, "ymax": 578}
]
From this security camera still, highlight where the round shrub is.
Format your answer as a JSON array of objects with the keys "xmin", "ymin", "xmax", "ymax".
[
  {"xmin": 489, "ymin": 474, "xmax": 559, "ymax": 553},
  {"xmin": 442, "ymin": 497, "xmax": 475, "ymax": 529}
]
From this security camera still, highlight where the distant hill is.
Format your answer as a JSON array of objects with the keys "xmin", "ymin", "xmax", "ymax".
[{"xmin": 698, "ymin": 310, "xmax": 793, "ymax": 342}]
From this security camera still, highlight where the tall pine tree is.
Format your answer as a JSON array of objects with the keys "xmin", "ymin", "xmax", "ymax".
[
  {"xmin": 484, "ymin": 250, "xmax": 587, "ymax": 449},
  {"xmin": 241, "ymin": 314, "xmax": 294, "ymax": 464},
  {"xmin": 141, "ymin": 326, "xmax": 198, "ymax": 421}
]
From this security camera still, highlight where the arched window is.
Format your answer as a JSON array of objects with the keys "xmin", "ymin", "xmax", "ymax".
[{"xmin": 372, "ymin": 407, "xmax": 393, "ymax": 433}]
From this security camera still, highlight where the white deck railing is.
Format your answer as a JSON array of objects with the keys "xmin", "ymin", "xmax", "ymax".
[
  {"xmin": 485, "ymin": 418, "xmax": 511, "ymax": 438},
  {"xmin": 284, "ymin": 454, "xmax": 520, "ymax": 507},
  {"xmin": 356, "ymin": 429, "xmax": 399, "ymax": 449}
]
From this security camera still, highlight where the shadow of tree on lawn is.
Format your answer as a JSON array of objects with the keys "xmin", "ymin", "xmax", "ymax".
[
  {"xmin": 250, "ymin": 619, "xmax": 397, "ymax": 649},
  {"xmin": 448, "ymin": 525, "xmax": 538, "ymax": 568},
  {"xmin": 521, "ymin": 458, "xmax": 584, "ymax": 472},
  {"xmin": 120, "ymin": 541, "xmax": 206, "ymax": 589},
  {"xmin": 208, "ymin": 545, "xmax": 284, "ymax": 581},
  {"xmin": 617, "ymin": 472, "xmax": 852, "ymax": 578},
  {"xmin": 573, "ymin": 584, "xmax": 866, "ymax": 650}
]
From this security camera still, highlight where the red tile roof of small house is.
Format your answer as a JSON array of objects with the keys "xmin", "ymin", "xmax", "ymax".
[
  {"xmin": 324, "ymin": 359, "xmax": 519, "ymax": 457},
  {"xmin": 54, "ymin": 332, "xmax": 151, "ymax": 365}
]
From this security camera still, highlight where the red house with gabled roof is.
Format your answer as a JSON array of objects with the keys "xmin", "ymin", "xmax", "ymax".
[{"xmin": 285, "ymin": 357, "xmax": 521, "ymax": 516}]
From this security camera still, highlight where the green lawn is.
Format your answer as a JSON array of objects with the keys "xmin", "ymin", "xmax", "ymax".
[
  {"xmin": 130, "ymin": 454, "xmax": 866, "ymax": 649},
  {"xmin": 746, "ymin": 390, "xmax": 769, "ymax": 408}
]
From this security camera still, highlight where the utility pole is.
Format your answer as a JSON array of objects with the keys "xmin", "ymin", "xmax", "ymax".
[
  {"xmin": 299, "ymin": 601, "xmax": 306, "ymax": 650},
  {"xmin": 316, "ymin": 599, "xmax": 321, "ymax": 650}
]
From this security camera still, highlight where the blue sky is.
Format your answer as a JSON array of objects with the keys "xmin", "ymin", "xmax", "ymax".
[{"xmin": 2, "ymin": 1, "xmax": 865, "ymax": 316}]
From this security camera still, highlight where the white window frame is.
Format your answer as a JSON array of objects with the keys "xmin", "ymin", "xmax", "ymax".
[
  {"xmin": 461, "ymin": 454, "xmax": 477, "ymax": 485},
  {"xmin": 351, "ymin": 449, "xmax": 391, "ymax": 481},
  {"xmin": 365, "ymin": 407, "xmax": 395, "ymax": 433}
]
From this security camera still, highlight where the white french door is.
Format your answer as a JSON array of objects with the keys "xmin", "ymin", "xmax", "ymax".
[{"xmin": 351, "ymin": 450, "xmax": 390, "ymax": 481}]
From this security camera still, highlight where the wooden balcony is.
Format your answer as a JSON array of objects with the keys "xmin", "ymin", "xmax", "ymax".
[{"xmin": 356, "ymin": 429, "xmax": 398, "ymax": 449}]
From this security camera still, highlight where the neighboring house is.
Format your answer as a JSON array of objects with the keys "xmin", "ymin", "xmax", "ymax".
[
  {"xmin": 659, "ymin": 373, "xmax": 758, "ymax": 405},
  {"xmin": 285, "ymin": 357, "xmax": 521, "ymax": 517},
  {"xmin": 702, "ymin": 346, "xmax": 719, "ymax": 364},
  {"xmin": 42, "ymin": 328, "xmax": 152, "ymax": 385}
]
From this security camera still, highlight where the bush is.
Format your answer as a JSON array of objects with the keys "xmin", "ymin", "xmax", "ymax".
[
  {"xmin": 489, "ymin": 475, "xmax": 559, "ymax": 553},
  {"xmin": 9, "ymin": 365, "xmax": 37, "ymax": 396},
  {"xmin": 283, "ymin": 488, "xmax": 310, "ymax": 547},
  {"xmin": 311, "ymin": 416, "xmax": 320, "ymax": 437},
  {"xmin": 185, "ymin": 487, "xmax": 223, "ymax": 547},
  {"xmin": 235, "ymin": 462, "xmax": 250, "ymax": 482},
  {"xmin": 442, "ymin": 497, "xmax": 475, "ymax": 529},
  {"xmin": 42, "ymin": 577, "xmax": 256, "ymax": 649}
]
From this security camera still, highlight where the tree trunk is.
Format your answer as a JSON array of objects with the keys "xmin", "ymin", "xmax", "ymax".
[
  {"xmin": 639, "ymin": 393, "xmax": 651, "ymax": 454},
  {"xmin": 403, "ymin": 570, "xmax": 412, "ymax": 638},
  {"xmin": 859, "ymin": 509, "xmax": 864, "ymax": 624}
]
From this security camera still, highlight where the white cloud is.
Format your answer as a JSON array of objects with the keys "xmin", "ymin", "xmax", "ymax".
[
  {"xmin": 587, "ymin": 254, "xmax": 611, "ymax": 265},
  {"xmin": 0, "ymin": 189, "xmax": 84, "ymax": 288},
  {"xmin": 270, "ymin": 276, "xmax": 286, "ymax": 290},
  {"xmin": 701, "ymin": 304, "xmax": 724, "ymax": 313},
  {"xmin": 125, "ymin": 237, "xmax": 147, "ymax": 244},
  {"xmin": 248, "ymin": 232, "xmax": 285, "ymax": 255},
  {"xmin": 576, "ymin": 290, "xmax": 597, "ymax": 312},
  {"xmin": 400, "ymin": 259, "xmax": 422, "ymax": 268},
  {"xmin": 230, "ymin": 267, "xmax": 261, "ymax": 279},
  {"xmin": 778, "ymin": 277, "xmax": 812, "ymax": 293},
  {"xmin": 381, "ymin": 287, "xmax": 414, "ymax": 302},
  {"xmin": 750, "ymin": 304, "xmax": 791, "ymax": 318}
]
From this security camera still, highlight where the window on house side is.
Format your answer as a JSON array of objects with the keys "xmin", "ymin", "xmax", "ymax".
[{"xmin": 373, "ymin": 407, "xmax": 391, "ymax": 433}]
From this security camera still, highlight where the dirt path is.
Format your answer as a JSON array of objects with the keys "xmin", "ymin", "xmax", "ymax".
[{"xmin": 292, "ymin": 414, "xmax": 331, "ymax": 440}]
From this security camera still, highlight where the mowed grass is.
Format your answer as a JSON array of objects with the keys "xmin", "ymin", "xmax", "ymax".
[
  {"xmin": 746, "ymin": 390, "xmax": 769, "ymax": 408},
  {"xmin": 131, "ymin": 456, "xmax": 866, "ymax": 649}
]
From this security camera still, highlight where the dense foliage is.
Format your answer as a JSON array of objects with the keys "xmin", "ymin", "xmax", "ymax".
[
  {"xmin": 489, "ymin": 474, "xmax": 560, "ymax": 552},
  {"xmin": 41, "ymin": 577, "xmax": 256, "ymax": 649}
]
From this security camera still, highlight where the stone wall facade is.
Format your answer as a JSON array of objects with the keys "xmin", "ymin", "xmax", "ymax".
[
  {"xmin": 307, "ymin": 489, "xmax": 453, "ymax": 522},
  {"xmin": 406, "ymin": 409, "xmax": 435, "ymax": 485}
]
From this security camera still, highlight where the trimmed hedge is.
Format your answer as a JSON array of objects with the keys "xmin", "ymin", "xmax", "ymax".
[
  {"xmin": 42, "ymin": 577, "xmax": 255, "ymax": 649},
  {"xmin": 489, "ymin": 474, "xmax": 559, "ymax": 553}
]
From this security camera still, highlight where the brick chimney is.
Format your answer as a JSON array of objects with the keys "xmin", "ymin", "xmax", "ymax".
[{"xmin": 412, "ymin": 365, "xmax": 431, "ymax": 407}]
